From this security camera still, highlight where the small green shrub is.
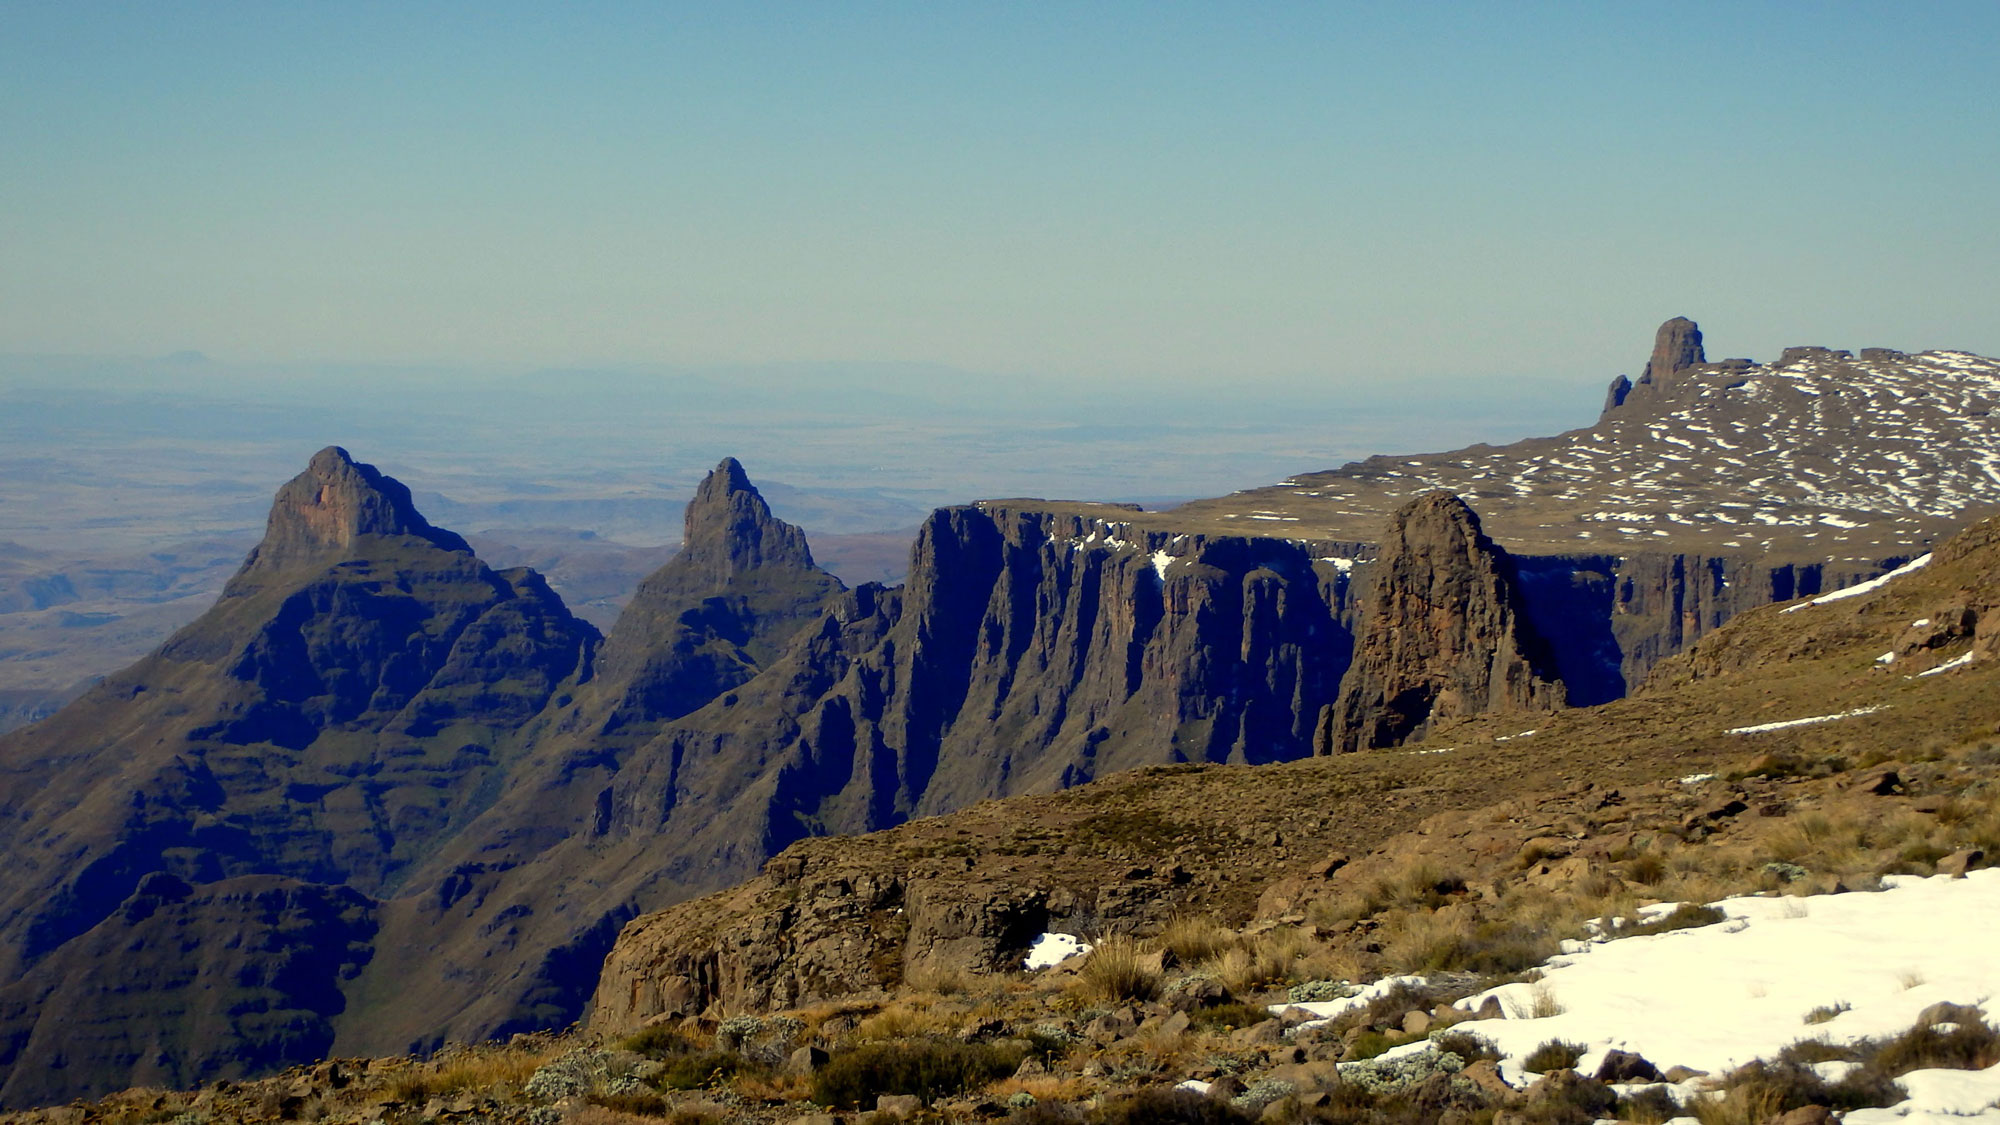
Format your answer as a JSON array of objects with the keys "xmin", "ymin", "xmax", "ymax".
[
  {"xmin": 657, "ymin": 1049, "xmax": 757, "ymax": 1091},
  {"xmin": 619, "ymin": 1023, "xmax": 692, "ymax": 1058},
  {"xmin": 1616, "ymin": 1084, "xmax": 1681, "ymax": 1124},
  {"xmin": 1523, "ymin": 1039, "xmax": 1588, "ymax": 1072},
  {"xmin": 812, "ymin": 1039, "xmax": 1025, "ymax": 1109},
  {"xmin": 1618, "ymin": 903, "xmax": 1728, "ymax": 939},
  {"xmin": 1189, "ymin": 1002, "xmax": 1276, "ymax": 1031}
]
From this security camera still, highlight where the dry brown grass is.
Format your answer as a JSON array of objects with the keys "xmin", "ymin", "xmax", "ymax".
[
  {"xmin": 1074, "ymin": 935, "xmax": 1159, "ymax": 1002},
  {"xmin": 903, "ymin": 958, "xmax": 974, "ymax": 995},
  {"xmin": 1157, "ymin": 913, "xmax": 1236, "ymax": 964},
  {"xmin": 383, "ymin": 1042, "xmax": 562, "ymax": 1104},
  {"xmin": 984, "ymin": 1074, "xmax": 1094, "ymax": 1103},
  {"xmin": 852, "ymin": 995, "xmax": 959, "ymax": 1040}
]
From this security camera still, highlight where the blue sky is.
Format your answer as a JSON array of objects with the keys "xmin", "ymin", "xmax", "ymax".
[{"xmin": 3, "ymin": 2, "xmax": 1996, "ymax": 384}]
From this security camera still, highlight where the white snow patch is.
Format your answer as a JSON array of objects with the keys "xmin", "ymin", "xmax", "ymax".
[
  {"xmin": 1678, "ymin": 773, "xmax": 1716, "ymax": 785},
  {"xmin": 1782, "ymin": 554, "xmax": 1933, "ymax": 612},
  {"xmin": 1912, "ymin": 618, "xmax": 1933, "ymax": 628},
  {"xmin": 1458, "ymin": 871, "xmax": 2000, "ymax": 1099},
  {"xmin": 1876, "ymin": 651, "xmax": 1896, "ymax": 665},
  {"xmin": 1150, "ymin": 550, "xmax": 1175, "ymax": 582},
  {"xmin": 1495, "ymin": 729, "xmax": 1538, "ymax": 742},
  {"xmin": 1024, "ymin": 932, "xmax": 1091, "ymax": 970},
  {"xmin": 1919, "ymin": 651, "xmax": 1975, "ymax": 677},
  {"xmin": 1726, "ymin": 705, "xmax": 1887, "ymax": 735},
  {"xmin": 1318, "ymin": 556, "xmax": 1357, "ymax": 573}
]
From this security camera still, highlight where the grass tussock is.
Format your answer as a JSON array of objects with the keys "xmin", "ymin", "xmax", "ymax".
[
  {"xmin": 1076, "ymin": 935, "xmax": 1160, "ymax": 1002},
  {"xmin": 1159, "ymin": 914, "xmax": 1237, "ymax": 964}
]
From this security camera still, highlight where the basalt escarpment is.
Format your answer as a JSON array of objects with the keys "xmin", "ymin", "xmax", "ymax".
[
  {"xmin": 0, "ymin": 448, "xmax": 598, "ymax": 1105},
  {"xmin": 1323, "ymin": 493, "xmax": 1563, "ymax": 753},
  {"xmin": 342, "ymin": 502, "xmax": 1370, "ymax": 1056}
]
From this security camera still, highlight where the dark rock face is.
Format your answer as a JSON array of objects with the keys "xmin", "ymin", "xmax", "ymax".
[
  {"xmin": 1639, "ymin": 316, "xmax": 1705, "ymax": 392},
  {"xmin": 1602, "ymin": 373, "xmax": 1633, "ymax": 415},
  {"xmin": 1600, "ymin": 317, "xmax": 1705, "ymax": 413},
  {"xmin": 1323, "ymin": 493, "xmax": 1563, "ymax": 752},
  {"xmin": 244, "ymin": 446, "xmax": 470, "ymax": 574},
  {"xmin": 356, "ymin": 504, "xmax": 1362, "ymax": 1053}
]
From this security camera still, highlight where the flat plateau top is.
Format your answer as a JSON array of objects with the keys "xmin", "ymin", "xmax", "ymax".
[{"xmin": 985, "ymin": 347, "xmax": 2000, "ymax": 563}]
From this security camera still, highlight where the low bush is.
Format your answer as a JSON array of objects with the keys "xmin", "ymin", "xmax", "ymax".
[
  {"xmin": 657, "ymin": 1049, "xmax": 758, "ymax": 1091},
  {"xmin": 1189, "ymin": 1002, "xmax": 1276, "ymax": 1031},
  {"xmin": 1381, "ymin": 911, "xmax": 1560, "ymax": 975},
  {"xmin": 1617, "ymin": 903, "xmax": 1727, "ymax": 939},
  {"xmin": 620, "ymin": 1023, "xmax": 692, "ymax": 1058},
  {"xmin": 587, "ymin": 1091, "xmax": 670, "ymax": 1116},
  {"xmin": 1522, "ymin": 1039, "xmax": 1587, "ymax": 1072},
  {"xmin": 812, "ymin": 1039, "xmax": 1026, "ymax": 1109},
  {"xmin": 1868, "ymin": 1008, "xmax": 2000, "ymax": 1075},
  {"xmin": 1093, "ymin": 1088, "xmax": 1255, "ymax": 1124},
  {"xmin": 1690, "ymin": 1059, "xmax": 1899, "ymax": 1125},
  {"xmin": 1616, "ymin": 1085, "xmax": 1681, "ymax": 1124}
]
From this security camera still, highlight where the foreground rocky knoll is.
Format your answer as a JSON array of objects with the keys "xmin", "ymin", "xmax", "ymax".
[{"xmin": 1, "ymin": 318, "xmax": 1994, "ymax": 1105}]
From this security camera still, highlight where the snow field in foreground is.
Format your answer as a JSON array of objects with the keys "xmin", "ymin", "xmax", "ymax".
[{"xmin": 1267, "ymin": 871, "xmax": 2000, "ymax": 1121}]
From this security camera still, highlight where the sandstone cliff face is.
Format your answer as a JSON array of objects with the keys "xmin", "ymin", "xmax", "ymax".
[{"xmin": 1323, "ymin": 493, "xmax": 1563, "ymax": 752}]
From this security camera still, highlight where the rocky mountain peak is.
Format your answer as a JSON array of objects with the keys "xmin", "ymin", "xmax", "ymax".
[
  {"xmin": 244, "ymin": 446, "xmax": 469, "ymax": 573},
  {"xmin": 1320, "ymin": 491, "xmax": 1563, "ymax": 752},
  {"xmin": 679, "ymin": 457, "xmax": 818, "ymax": 581},
  {"xmin": 1640, "ymin": 316, "xmax": 1705, "ymax": 390},
  {"xmin": 589, "ymin": 458, "xmax": 843, "ymax": 722}
]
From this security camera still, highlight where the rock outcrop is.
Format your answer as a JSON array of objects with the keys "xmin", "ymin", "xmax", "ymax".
[
  {"xmin": 1322, "ymin": 493, "xmax": 1563, "ymax": 752},
  {"xmin": 1639, "ymin": 316, "xmax": 1705, "ymax": 392}
]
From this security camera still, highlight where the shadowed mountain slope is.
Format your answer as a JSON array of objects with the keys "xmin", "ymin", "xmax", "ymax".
[{"xmin": 0, "ymin": 448, "xmax": 598, "ymax": 1104}]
